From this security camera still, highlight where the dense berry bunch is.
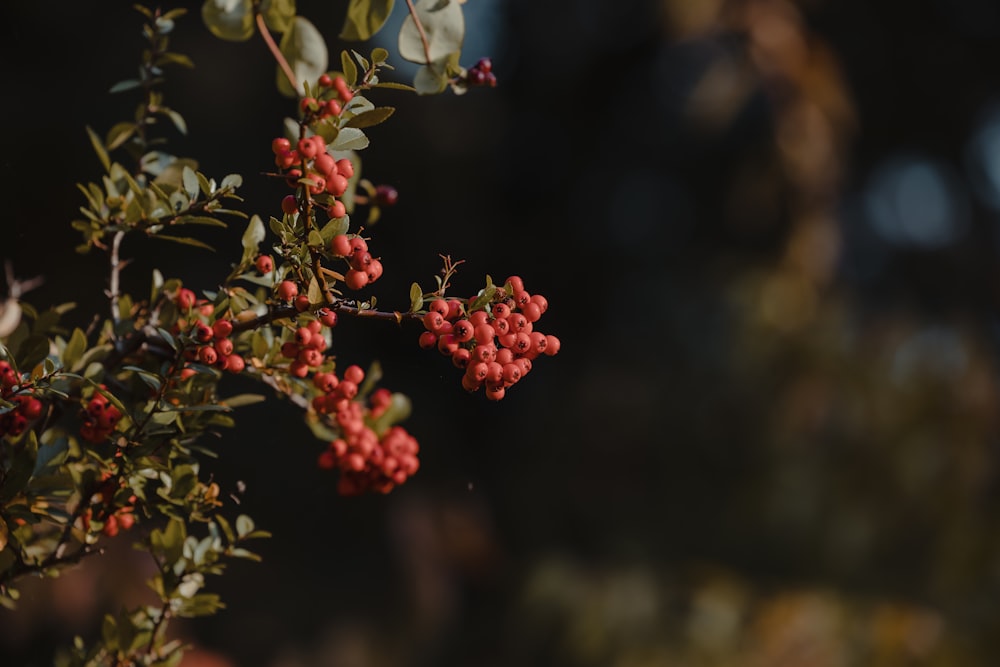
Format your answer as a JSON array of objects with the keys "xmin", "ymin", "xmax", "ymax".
[
  {"xmin": 281, "ymin": 319, "xmax": 329, "ymax": 377},
  {"xmin": 330, "ymin": 233, "xmax": 383, "ymax": 290},
  {"xmin": 0, "ymin": 361, "xmax": 43, "ymax": 439},
  {"xmin": 464, "ymin": 57, "xmax": 497, "ymax": 88},
  {"xmin": 418, "ymin": 276, "xmax": 560, "ymax": 400},
  {"xmin": 313, "ymin": 365, "xmax": 420, "ymax": 495},
  {"xmin": 79, "ymin": 389, "xmax": 123, "ymax": 444},
  {"xmin": 83, "ymin": 472, "xmax": 137, "ymax": 538},
  {"xmin": 174, "ymin": 291, "xmax": 246, "ymax": 374}
]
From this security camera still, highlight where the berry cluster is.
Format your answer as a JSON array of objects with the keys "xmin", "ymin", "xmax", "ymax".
[
  {"xmin": 465, "ymin": 57, "xmax": 497, "ymax": 88},
  {"xmin": 418, "ymin": 276, "xmax": 560, "ymax": 400},
  {"xmin": 313, "ymin": 364, "xmax": 420, "ymax": 495},
  {"xmin": 91, "ymin": 472, "xmax": 137, "ymax": 537},
  {"xmin": 281, "ymin": 319, "xmax": 330, "ymax": 377},
  {"xmin": 183, "ymin": 316, "xmax": 245, "ymax": 374},
  {"xmin": 330, "ymin": 233, "xmax": 383, "ymax": 290},
  {"xmin": 0, "ymin": 361, "xmax": 43, "ymax": 439},
  {"xmin": 79, "ymin": 390, "xmax": 123, "ymax": 444}
]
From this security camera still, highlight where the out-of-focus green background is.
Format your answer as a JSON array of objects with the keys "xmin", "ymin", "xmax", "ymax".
[{"xmin": 4, "ymin": 0, "xmax": 1000, "ymax": 664}]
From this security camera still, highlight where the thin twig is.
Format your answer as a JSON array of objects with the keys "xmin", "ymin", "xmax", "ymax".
[
  {"xmin": 404, "ymin": 0, "xmax": 434, "ymax": 66},
  {"xmin": 109, "ymin": 230, "xmax": 126, "ymax": 323},
  {"xmin": 256, "ymin": 12, "xmax": 297, "ymax": 92}
]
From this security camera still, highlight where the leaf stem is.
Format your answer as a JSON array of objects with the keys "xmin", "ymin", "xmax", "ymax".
[
  {"xmin": 109, "ymin": 230, "xmax": 126, "ymax": 324},
  {"xmin": 256, "ymin": 12, "xmax": 298, "ymax": 92},
  {"xmin": 404, "ymin": 0, "xmax": 434, "ymax": 66}
]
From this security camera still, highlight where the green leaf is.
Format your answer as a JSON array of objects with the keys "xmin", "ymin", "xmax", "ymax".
[
  {"xmin": 181, "ymin": 166, "xmax": 199, "ymax": 199},
  {"xmin": 106, "ymin": 122, "xmax": 137, "ymax": 150},
  {"xmin": 154, "ymin": 235, "xmax": 216, "ymax": 251},
  {"xmin": 241, "ymin": 215, "xmax": 266, "ymax": 265},
  {"xmin": 399, "ymin": 0, "xmax": 465, "ymax": 63},
  {"xmin": 276, "ymin": 16, "xmax": 329, "ymax": 98},
  {"xmin": 85, "ymin": 126, "xmax": 110, "ymax": 172},
  {"xmin": 414, "ymin": 63, "xmax": 449, "ymax": 95},
  {"xmin": 371, "ymin": 47, "xmax": 389, "ymax": 65},
  {"xmin": 373, "ymin": 81, "xmax": 417, "ymax": 92},
  {"xmin": 319, "ymin": 215, "xmax": 349, "ymax": 242},
  {"xmin": 201, "ymin": 0, "xmax": 255, "ymax": 41},
  {"xmin": 63, "ymin": 328, "xmax": 88, "ymax": 371},
  {"xmin": 340, "ymin": 0, "xmax": 395, "ymax": 41},
  {"xmin": 345, "ymin": 106, "xmax": 395, "ymax": 129},
  {"xmin": 221, "ymin": 394, "xmax": 266, "ymax": 408},
  {"xmin": 165, "ymin": 108, "xmax": 188, "ymax": 135},
  {"xmin": 235, "ymin": 514, "xmax": 254, "ymax": 538},
  {"xmin": 109, "ymin": 79, "xmax": 142, "ymax": 94},
  {"xmin": 177, "ymin": 215, "xmax": 227, "ymax": 228},
  {"xmin": 261, "ymin": 0, "xmax": 296, "ymax": 33},
  {"xmin": 409, "ymin": 282, "xmax": 423, "ymax": 313},
  {"xmin": 307, "ymin": 230, "xmax": 324, "ymax": 248},
  {"xmin": 341, "ymin": 50, "xmax": 358, "ymax": 88},
  {"xmin": 123, "ymin": 366, "xmax": 163, "ymax": 392},
  {"xmin": 16, "ymin": 335, "xmax": 49, "ymax": 371},
  {"xmin": 330, "ymin": 127, "xmax": 369, "ymax": 151}
]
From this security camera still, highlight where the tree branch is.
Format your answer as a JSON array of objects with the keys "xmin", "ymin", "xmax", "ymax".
[
  {"xmin": 256, "ymin": 12, "xmax": 297, "ymax": 92},
  {"xmin": 404, "ymin": 0, "xmax": 434, "ymax": 67}
]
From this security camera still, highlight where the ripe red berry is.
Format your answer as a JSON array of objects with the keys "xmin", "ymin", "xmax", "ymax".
[
  {"xmin": 418, "ymin": 331, "xmax": 438, "ymax": 349},
  {"xmin": 326, "ymin": 174, "xmax": 348, "ymax": 196},
  {"xmin": 452, "ymin": 319, "xmax": 474, "ymax": 342},
  {"xmin": 365, "ymin": 259, "xmax": 383, "ymax": 282},
  {"xmin": 314, "ymin": 153, "xmax": 336, "ymax": 176},
  {"xmin": 314, "ymin": 372, "xmax": 338, "ymax": 393},
  {"xmin": 318, "ymin": 73, "xmax": 334, "ymax": 88},
  {"xmin": 290, "ymin": 361, "xmax": 310, "ymax": 378},
  {"xmin": 281, "ymin": 194, "xmax": 299, "ymax": 215},
  {"xmin": 277, "ymin": 280, "xmax": 298, "ymax": 301},
  {"xmin": 422, "ymin": 312, "xmax": 445, "ymax": 332},
  {"xmin": 198, "ymin": 346, "xmax": 218, "ymax": 365},
  {"xmin": 328, "ymin": 200, "xmax": 346, "ymax": 218},
  {"xmin": 176, "ymin": 288, "xmax": 196, "ymax": 310},
  {"xmin": 300, "ymin": 97, "xmax": 317, "ymax": 112},
  {"xmin": 281, "ymin": 342, "xmax": 300, "ymax": 358},
  {"xmin": 343, "ymin": 365, "xmax": 365, "ymax": 385},
  {"xmin": 318, "ymin": 449, "xmax": 337, "ymax": 470},
  {"xmin": 345, "ymin": 269, "xmax": 369, "ymax": 290},
  {"xmin": 225, "ymin": 355, "xmax": 246, "ymax": 373},
  {"xmin": 506, "ymin": 276, "xmax": 525, "ymax": 292},
  {"xmin": 521, "ymin": 301, "xmax": 542, "ymax": 323},
  {"xmin": 349, "ymin": 236, "xmax": 368, "ymax": 254},
  {"xmin": 295, "ymin": 327, "xmax": 312, "ymax": 345},
  {"xmin": 294, "ymin": 294, "xmax": 311, "ymax": 312},
  {"xmin": 271, "ymin": 137, "xmax": 291, "ymax": 154},
  {"xmin": 335, "ymin": 158, "xmax": 355, "ymax": 179},
  {"xmin": 324, "ymin": 99, "xmax": 342, "ymax": 117},
  {"xmin": 214, "ymin": 338, "xmax": 234, "ymax": 357},
  {"xmin": 319, "ymin": 309, "xmax": 338, "ymax": 327},
  {"xmin": 212, "ymin": 319, "xmax": 233, "ymax": 339},
  {"xmin": 21, "ymin": 397, "xmax": 43, "ymax": 420},
  {"xmin": 331, "ymin": 234, "xmax": 352, "ymax": 257},
  {"xmin": 255, "ymin": 255, "xmax": 274, "ymax": 274},
  {"xmin": 544, "ymin": 335, "xmax": 561, "ymax": 355}
]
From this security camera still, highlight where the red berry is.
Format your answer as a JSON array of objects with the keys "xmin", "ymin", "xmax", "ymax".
[
  {"xmin": 290, "ymin": 361, "xmax": 310, "ymax": 378},
  {"xmin": 324, "ymin": 99, "xmax": 342, "ymax": 117},
  {"xmin": 343, "ymin": 365, "xmax": 365, "ymax": 385},
  {"xmin": 300, "ymin": 97, "xmax": 317, "ymax": 112},
  {"xmin": 255, "ymin": 255, "xmax": 274, "ymax": 274},
  {"xmin": 485, "ymin": 385, "xmax": 505, "ymax": 401},
  {"xmin": 214, "ymin": 338, "xmax": 234, "ymax": 357},
  {"xmin": 281, "ymin": 341, "xmax": 300, "ymax": 358},
  {"xmin": 328, "ymin": 200, "xmax": 346, "ymax": 218},
  {"xmin": 331, "ymin": 234, "xmax": 352, "ymax": 257},
  {"xmin": 318, "ymin": 73, "xmax": 334, "ymax": 88},
  {"xmin": 506, "ymin": 276, "xmax": 525, "ymax": 292},
  {"xmin": 314, "ymin": 372, "xmax": 338, "ymax": 393},
  {"xmin": 318, "ymin": 449, "xmax": 337, "ymax": 470},
  {"xmin": 198, "ymin": 346, "xmax": 218, "ymax": 365},
  {"xmin": 326, "ymin": 174, "xmax": 348, "ymax": 196},
  {"xmin": 544, "ymin": 335, "xmax": 560, "ymax": 355},
  {"xmin": 271, "ymin": 137, "xmax": 291, "ymax": 154},
  {"xmin": 492, "ymin": 303, "xmax": 511, "ymax": 319},
  {"xmin": 422, "ymin": 312, "xmax": 445, "ymax": 332},
  {"xmin": 294, "ymin": 294, "xmax": 311, "ymax": 312},
  {"xmin": 176, "ymin": 288, "xmax": 196, "ymax": 310},
  {"xmin": 277, "ymin": 280, "xmax": 298, "ymax": 301},
  {"xmin": 365, "ymin": 259, "xmax": 383, "ymax": 282},
  {"xmin": 295, "ymin": 327, "xmax": 312, "ymax": 346},
  {"xmin": 319, "ymin": 309, "xmax": 338, "ymax": 327},
  {"xmin": 212, "ymin": 319, "xmax": 233, "ymax": 339},
  {"xmin": 314, "ymin": 153, "xmax": 336, "ymax": 176},
  {"xmin": 225, "ymin": 355, "xmax": 246, "ymax": 373},
  {"xmin": 452, "ymin": 347, "xmax": 471, "ymax": 369},
  {"xmin": 281, "ymin": 194, "xmax": 299, "ymax": 215},
  {"xmin": 335, "ymin": 159, "xmax": 355, "ymax": 179},
  {"xmin": 521, "ymin": 302, "xmax": 542, "ymax": 323},
  {"xmin": 20, "ymin": 397, "xmax": 43, "ymax": 420},
  {"xmin": 349, "ymin": 237, "xmax": 368, "ymax": 254},
  {"xmin": 429, "ymin": 299, "xmax": 450, "ymax": 317},
  {"xmin": 418, "ymin": 331, "xmax": 438, "ymax": 349},
  {"xmin": 345, "ymin": 269, "xmax": 369, "ymax": 290},
  {"xmin": 452, "ymin": 319, "xmax": 474, "ymax": 343}
]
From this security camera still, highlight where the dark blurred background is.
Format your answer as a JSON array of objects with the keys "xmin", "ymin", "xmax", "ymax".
[{"xmin": 4, "ymin": 0, "xmax": 1000, "ymax": 665}]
